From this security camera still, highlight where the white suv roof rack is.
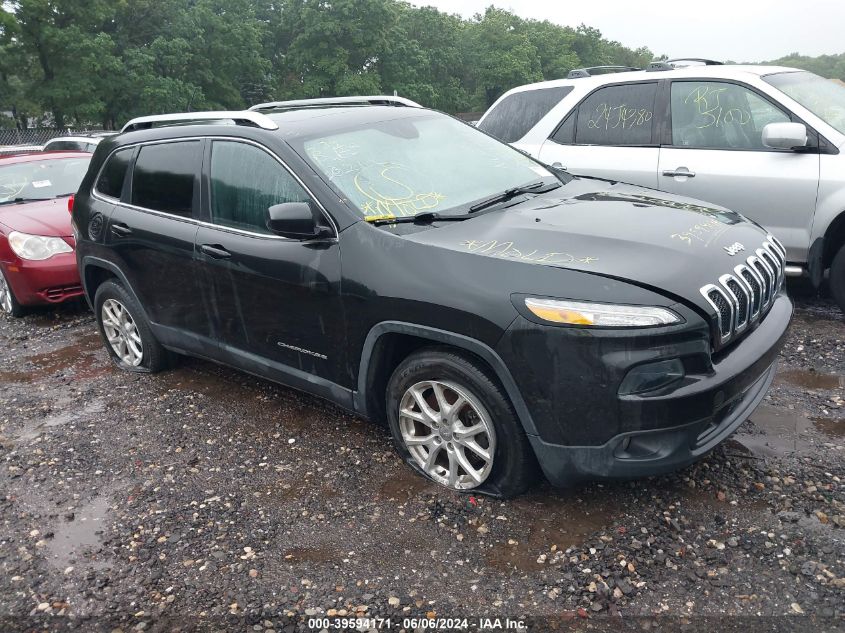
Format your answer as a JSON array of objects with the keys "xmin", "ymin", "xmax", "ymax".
[
  {"xmin": 248, "ymin": 95, "xmax": 422, "ymax": 111},
  {"xmin": 121, "ymin": 111, "xmax": 279, "ymax": 133}
]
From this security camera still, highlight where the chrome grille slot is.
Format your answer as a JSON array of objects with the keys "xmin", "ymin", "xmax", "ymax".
[
  {"xmin": 701, "ymin": 238, "xmax": 783, "ymax": 346},
  {"xmin": 736, "ymin": 264, "xmax": 762, "ymax": 318},
  {"xmin": 721, "ymin": 274, "xmax": 749, "ymax": 330}
]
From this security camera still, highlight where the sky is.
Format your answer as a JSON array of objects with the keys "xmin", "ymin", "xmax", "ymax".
[{"xmin": 409, "ymin": 0, "xmax": 845, "ymax": 62}]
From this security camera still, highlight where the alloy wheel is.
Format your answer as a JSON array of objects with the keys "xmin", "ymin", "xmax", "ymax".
[
  {"xmin": 101, "ymin": 298, "xmax": 144, "ymax": 366},
  {"xmin": 0, "ymin": 270, "xmax": 13, "ymax": 314},
  {"xmin": 398, "ymin": 380, "xmax": 496, "ymax": 490}
]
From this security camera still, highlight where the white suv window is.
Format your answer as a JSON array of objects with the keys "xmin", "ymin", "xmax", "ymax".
[
  {"xmin": 572, "ymin": 82, "xmax": 658, "ymax": 146},
  {"xmin": 670, "ymin": 81, "xmax": 789, "ymax": 150},
  {"xmin": 479, "ymin": 86, "xmax": 573, "ymax": 143}
]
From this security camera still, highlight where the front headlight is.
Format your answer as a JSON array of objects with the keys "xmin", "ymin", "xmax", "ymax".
[
  {"xmin": 8, "ymin": 231, "xmax": 73, "ymax": 261},
  {"xmin": 525, "ymin": 297, "xmax": 682, "ymax": 327}
]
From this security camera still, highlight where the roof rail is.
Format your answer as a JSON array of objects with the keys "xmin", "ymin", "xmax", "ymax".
[
  {"xmin": 666, "ymin": 58, "xmax": 723, "ymax": 66},
  {"xmin": 248, "ymin": 95, "xmax": 422, "ymax": 111},
  {"xmin": 121, "ymin": 111, "xmax": 279, "ymax": 133},
  {"xmin": 566, "ymin": 66, "xmax": 641, "ymax": 79}
]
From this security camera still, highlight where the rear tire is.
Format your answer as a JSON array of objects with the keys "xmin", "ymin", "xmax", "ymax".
[
  {"xmin": 0, "ymin": 267, "xmax": 25, "ymax": 317},
  {"xmin": 831, "ymin": 245, "xmax": 845, "ymax": 317},
  {"xmin": 386, "ymin": 347, "xmax": 537, "ymax": 498},
  {"xmin": 94, "ymin": 279, "xmax": 169, "ymax": 373}
]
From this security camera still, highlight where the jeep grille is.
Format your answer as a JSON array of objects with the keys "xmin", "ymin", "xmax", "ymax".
[{"xmin": 700, "ymin": 235, "xmax": 785, "ymax": 346}]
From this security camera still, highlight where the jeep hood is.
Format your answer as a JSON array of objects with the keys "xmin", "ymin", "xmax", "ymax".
[{"xmin": 406, "ymin": 178, "xmax": 772, "ymax": 306}]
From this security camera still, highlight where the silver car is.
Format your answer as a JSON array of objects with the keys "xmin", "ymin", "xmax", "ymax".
[{"xmin": 478, "ymin": 60, "xmax": 845, "ymax": 312}]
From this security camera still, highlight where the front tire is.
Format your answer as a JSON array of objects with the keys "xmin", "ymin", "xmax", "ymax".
[
  {"xmin": 831, "ymin": 244, "xmax": 845, "ymax": 316},
  {"xmin": 386, "ymin": 347, "xmax": 536, "ymax": 498},
  {"xmin": 94, "ymin": 280, "xmax": 169, "ymax": 373},
  {"xmin": 0, "ymin": 267, "xmax": 25, "ymax": 317}
]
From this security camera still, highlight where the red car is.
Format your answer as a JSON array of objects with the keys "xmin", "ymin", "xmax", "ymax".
[{"xmin": 0, "ymin": 152, "xmax": 92, "ymax": 316}]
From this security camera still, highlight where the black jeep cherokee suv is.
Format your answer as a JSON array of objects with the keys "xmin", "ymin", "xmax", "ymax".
[{"xmin": 72, "ymin": 98, "xmax": 792, "ymax": 498}]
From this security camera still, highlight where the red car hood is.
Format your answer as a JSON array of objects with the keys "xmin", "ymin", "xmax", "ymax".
[{"xmin": 0, "ymin": 198, "xmax": 72, "ymax": 237}]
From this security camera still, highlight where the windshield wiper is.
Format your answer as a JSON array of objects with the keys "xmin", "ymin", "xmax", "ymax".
[
  {"xmin": 364, "ymin": 211, "xmax": 472, "ymax": 227},
  {"xmin": 469, "ymin": 180, "xmax": 561, "ymax": 213},
  {"xmin": 0, "ymin": 197, "xmax": 51, "ymax": 205}
]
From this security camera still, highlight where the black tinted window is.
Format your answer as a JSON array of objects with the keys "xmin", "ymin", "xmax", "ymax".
[
  {"xmin": 96, "ymin": 148, "xmax": 132, "ymax": 199},
  {"xmin": 575, "ymin": 83, "xmax": 658, "ymax": 146},
  {"xmin": 479, "ymin": 86, "xmax": 573, "ymax": 143},
  {"xmin": 550, "ymin": 113, "xmax": 575, "ymax": 144},
  {"xmin": 210, "ymin": 141, "xmax": 309, "ymax": 234},
  {"xmin": 132, "ymin": 141, "xmax": 201, "ymax": 216},
  {"xmin": 47, "ymin": 140, "xmax": 86, "ymax": 151}
]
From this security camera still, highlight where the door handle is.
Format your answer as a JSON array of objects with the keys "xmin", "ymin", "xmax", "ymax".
[
  {"xmin": 199, "ymin": 243, "xmax": 232, "ymax": 259},
  {"xmin": 662, "ymin": 168, "xmax": 696, "ymax": 178},
  {"xmin": 110, "ymin": 223, "xmax": 132, "ymax": 237}
]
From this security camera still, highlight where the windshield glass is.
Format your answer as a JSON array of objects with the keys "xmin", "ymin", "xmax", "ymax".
[
  {"xmin": 296, "ymin": 113, "xmax": 557, "ymax": 219},
  {"xmin": 0, "ymin": 156, "xmax": 91, "ymax": 203},
  {"xmin": 764, "ymin": 71, "xmax": 845, "ymax": 135}
]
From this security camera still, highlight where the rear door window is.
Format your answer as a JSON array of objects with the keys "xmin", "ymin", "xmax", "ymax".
[
  {"xmin": 479, "ymin": 86, "xmax": 573, "ymax": 143},
  {"xmin": 96, "ymin": 148, "xmax": 133, "ymax": 199},
  {"xmin": 209, "ymin": 140, "xmax": 310, "ymax": 234},
  {"xmin": 574, "ymin": 83, "xmax": 658, "ymax": 146},
  {"xmin": 131, "ymin": 141, "xmax": 201, "ymax": 217}
]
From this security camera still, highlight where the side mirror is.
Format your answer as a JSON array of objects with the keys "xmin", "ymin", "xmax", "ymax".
[
  {"xmin": 265, "ymin": 202, "xmax": 331, "ymax": 240},
  {"xmin": 762, "ymin": 122, "xmax": 808, "ymax": 150}
]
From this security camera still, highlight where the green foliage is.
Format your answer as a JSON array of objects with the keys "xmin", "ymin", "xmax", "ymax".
[
  {"xmin": 1, "ymin": 0, "xmax": 661, "ymax": 127},
  {"xmin": 761, "ymin": 53, "xmax": 845, "ymax": 82}
]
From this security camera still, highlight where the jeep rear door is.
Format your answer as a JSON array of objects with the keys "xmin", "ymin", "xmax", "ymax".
[
  {"xmin": 194, "ymin": 138, "xmax": 346, "ymax": 392},
  {"xmin": 657, "ymin": 80, "xmax": 819, "ymax": 262},
  {"xmin": 106, "ymin": 140, "xmax": 212, "ymax": 343},
  {"xmin": 538, "ymin": 81, "xmax": 660, "ymax": 188}
]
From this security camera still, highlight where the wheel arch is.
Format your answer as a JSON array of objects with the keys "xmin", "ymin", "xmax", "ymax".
[
  {"xmin": 81, "ymin": 256, "xmax": 149, "ymax": 322},
  {"xmin": 822, "ymin": 209, "xmax": 845, "ymax": 267},
  {"xmin": 355, "ymin": 321, "xmax": 540, "ymax": 438}
]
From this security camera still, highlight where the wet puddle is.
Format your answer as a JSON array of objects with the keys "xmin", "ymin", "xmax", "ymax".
[
  {"xmin": 0, "ymin": 332, "xmax": 104, "ymax": 383},
  {"xmin": 14, "ymin": 398, "xmax": 106, "ymax": 443},
  {"xmin": 282, "ymin": 546, "xmax": 337, "ymax": 564},
  {"xmin": 776, "ymin": 368, "xmax": 843, "ymax": 391},
  {"xmin": 44, "ymin": 493, "xmax": 111, "ymax": 571},
  {"xmin": 734, "ymin": 405, "xmax": 815, "ymax": 457},
  {"xmin": 811, "ymin": 417, "xmax": 845, "ymax": 439},
  {"xmin": 378, "ymin": 466, "xmax": 437, "ymax": 499},
  {"xmin": 487, "ymin": 488, "xmax": 614, "ymax": 573}
]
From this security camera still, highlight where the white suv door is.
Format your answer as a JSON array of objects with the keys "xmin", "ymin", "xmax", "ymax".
[
  {"xmin": 657, "ymin": 80, "xmax": 819, "ymax": 262},
  {"xmin": 538, "ymin": 82, "xmax": 660, "ymax": 188}
]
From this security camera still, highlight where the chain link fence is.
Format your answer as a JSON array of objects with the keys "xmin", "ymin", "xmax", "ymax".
[{"xmin": 0, "ymin": 128, "xmax": 109, "ymax": 149}]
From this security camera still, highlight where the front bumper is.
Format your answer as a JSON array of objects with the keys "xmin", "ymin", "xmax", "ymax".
[
  {"xmin": 2, "ymin": 252, "xmax": 83, "ymax": 306},
  {"xmin": 497, "ymin": 291, "xmax": 792, "ymax": 485}
]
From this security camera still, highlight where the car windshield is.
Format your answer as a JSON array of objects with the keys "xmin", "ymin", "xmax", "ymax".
[
  {"xmin": 764, "ymin": 71, "xmax": 845, "ymax": 135},
  {"xmin": 296, "ymin": 113, "xmax": 558, "ymax": 219},
  {"xmin": 0, "ymin": 156, "xmax": 91, "ymax": 203}
]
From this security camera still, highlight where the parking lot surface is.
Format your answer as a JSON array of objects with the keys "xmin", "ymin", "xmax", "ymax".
[{"xmin": 0, "ymin": 290, "xmax": 843, "ymax": 632}]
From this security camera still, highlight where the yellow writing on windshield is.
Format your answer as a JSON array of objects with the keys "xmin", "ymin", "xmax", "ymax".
[{"xmin": 588, "ymin": 103, "xmax": 652, "ymax": 131}]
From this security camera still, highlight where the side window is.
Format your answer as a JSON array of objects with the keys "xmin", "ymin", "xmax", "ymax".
[
  {"xmin": 575, "ymin": 83, "xmax": 658, "ymax": 146},
  {"xmin": 478, "ymin": 86, "xmax": 573, "ymax": 143},
  {"xmin": 550, "ymin": 113, "xmax": 575, "ymax": 145},
  {"xmin": 95, "ymin": 148, "xmax": 133, "ymax": 199},
  {"xmin": 209, "ymin": 141, "xmax": 310, "ymax": 234},
  {"xmin": 670, "ymin": 81, "xmax": 790, "ymax": 149},
  {"xmin": 131, "ymin": 141, "xmax": 201, "ymax": 216}
]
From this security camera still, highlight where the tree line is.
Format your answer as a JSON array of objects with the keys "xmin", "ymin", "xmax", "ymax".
[
  {"xmin": 0, "ymin": 0, "xmax": 658, "ymax": 129},
  {"xmin": 1, "ymin": 1, "xmax": 841, "ymax": 131}
]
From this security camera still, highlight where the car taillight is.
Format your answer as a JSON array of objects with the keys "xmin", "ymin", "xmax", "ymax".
[{"xmin": 67, "ymin": 194, "xmax": 75, "ymax": 215}]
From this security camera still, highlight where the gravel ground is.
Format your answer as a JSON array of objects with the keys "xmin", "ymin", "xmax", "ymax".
[{"xmin": 0, "ymin": 286, "xmax": 843, "ymax": 633}]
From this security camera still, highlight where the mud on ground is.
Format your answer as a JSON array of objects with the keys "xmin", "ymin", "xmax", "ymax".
[{"xmin": 0, "ymin": 288, "xmax": 843, "ymax": 632}]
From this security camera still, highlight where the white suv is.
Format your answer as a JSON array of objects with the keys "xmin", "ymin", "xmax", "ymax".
[{"xmin": 478, "ymin": 59, "xmax": 845, "ymax": 312}]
